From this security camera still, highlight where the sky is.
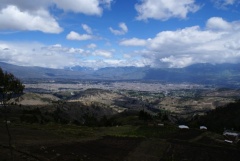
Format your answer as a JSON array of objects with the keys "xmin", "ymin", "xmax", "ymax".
[{"xmin": 0, "ymin": 0, "xmax": 240, "ymax": 69}]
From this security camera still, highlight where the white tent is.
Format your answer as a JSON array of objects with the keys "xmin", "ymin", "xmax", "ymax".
[
  {"xmin": 200, "ymin": 126, "xmax": 207, "ymax": 130},
  {"xmin": 178, "ymin": 125, "xmax": 189, "ymax": 129}
]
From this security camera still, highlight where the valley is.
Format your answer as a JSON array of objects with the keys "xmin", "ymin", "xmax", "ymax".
[
  {"xmin": 1, "ymin": 79, "xmax": 240, "ymax": 161},
  {"xmin": 22, "ymin": 80, "xmax": 239, "ymax": 118}
]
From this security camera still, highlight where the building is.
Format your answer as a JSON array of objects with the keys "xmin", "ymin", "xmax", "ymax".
[{"xmin": 223, "ymin": 130, "xmax": 240, "ymax": 144}]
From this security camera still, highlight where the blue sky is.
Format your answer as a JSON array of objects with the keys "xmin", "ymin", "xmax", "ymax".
[{"xmin": 0, "ymin": 0, "xmax": 240, "ymax": 69}]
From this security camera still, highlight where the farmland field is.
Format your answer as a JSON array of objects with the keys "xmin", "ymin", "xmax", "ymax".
[{"xmin": 0, "ymin": 122, "xmax": 240, "ymax": 161}]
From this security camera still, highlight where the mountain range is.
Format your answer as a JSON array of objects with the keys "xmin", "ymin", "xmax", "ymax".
[{"xmin": 1, "ymin": 62, "xmax": 240, "ymax": 88}]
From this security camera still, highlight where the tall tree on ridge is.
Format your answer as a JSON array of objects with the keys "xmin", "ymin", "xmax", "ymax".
[{"xmin": 0, "ymin": 67, "xmax": 24, "ymax": 161}]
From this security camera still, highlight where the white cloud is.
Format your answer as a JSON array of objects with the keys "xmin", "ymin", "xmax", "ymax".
[
  {"xmin": 100, "ymin": 0, "xmax": 113, "ymax": 9},
  {"xmin": 160, "ymin": 56, "xmax": 194, "ymax": 68},
  {"xmin": 87, "ymin": 43, "xmax": 97, "ymax": 49},
  {"xmin": 82, "ymin": 24, "xmax": 93, "ymax": 34},
  {"xmin": 0, "ymin": 41, "xmax": 149, "ymax": 69},
  {"xmin": 206, "ymin": 17, "xmax": 232, "ymax": 31},
  {"xmin": 66, "ymin": 31, "xmax": 93, "ymax": 41},
  {"xmin": 119, "ymin": 23, "xmax": 128, "ymax": 33},
  {"xmin": 0, "ymin": 5, "xmax": 62, "ymax": 33},
  {"xmin": 109, "ymin": 22, "xmax": 128, "ymax": 35},
  {"xmin": 0, "ymin": 42, "xmax": 82, "ymax": 68},
  {"xmin": 67, "ymin": 25, "xmax": 95, "ymax": 41},
  {"xmin": 0, "ymin": 0, "xmax": 113, "ymax": 33},
  {"xmin": 212, "ymin": 0, "xmax": 239, "ymax": 8},
  {"xmin": 120, "ymin": 38, "xmax": 147, "ymax": 46},
  {"xmin": 0, "ymin": 42, "xmax": 125, "ymax": 68},
  {"xmin": 42, "ymin": 44, "xmax": 86, "ymax": 55},
  {"xmin": 225, "ymin": 0, "xmax": 237, "ymax": 5},
  {"xmin": 93, "ymin": 49, "xmax": 112, "ymax": 58},
  {"xmin": 80, "ymin": 58, "xmax": 147, "ymax": 69},
  {"xmin": 123, "ymin": 54, "xmax": 132, "ymax": 59},
  {"xmin": 0, "ymin": 0, "xmax": 113, "ymax": 15},
  {"xmin": 0, "ymin": 0, "xmax": 50, "ymax": 11},
  {"xmin": 148, "ymin": 26, "xmax": 224, "ymax": 51},
  {"xmin": 135, "ymin": 0, "xmax": 200, "ymax": 21},
  {"xmin": 122, "ymin": 17, "xmax": 240, "ymax": 68},
  {"xmin": 53, "ymin": 0, "xmax": 110, "ymax": 15}
]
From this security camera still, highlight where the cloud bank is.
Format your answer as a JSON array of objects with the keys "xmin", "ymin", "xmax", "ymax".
[
  {"xmin": 0, "ymin": 1, "xmax": 240, "ymax": 69},
  {"xmin": 0, "ymin": 42, "xmax": 121, "ymax": 69},
  {"xmin": 1, "ymin": 17, "xmax": 240, "ymax": 69},
  {"xmin": 121, "ymin": 17, "xmax": 240, "ymax": 68}
]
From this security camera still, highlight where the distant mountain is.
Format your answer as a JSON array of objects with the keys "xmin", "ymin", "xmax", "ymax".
[
  {"xmin": 93, "ymin": 66, "xmax": 147, "ymax": 80},
  {"xmin": 1, "ymin": 62, "xmax": 240, "ymax": 87},
  {"xmin": 0, "ymin": 62, "xmax": 92, "ymax": 80}
]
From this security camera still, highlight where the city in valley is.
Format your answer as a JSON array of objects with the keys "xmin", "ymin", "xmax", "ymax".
[{"xmin": 24, "ymin": 80, "xmax": 239, "ymax": 117}]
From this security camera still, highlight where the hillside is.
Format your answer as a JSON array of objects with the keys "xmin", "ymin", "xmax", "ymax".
[{"xmin": 192, "ymin": 100, "xmax": 240, "ymax": 132}]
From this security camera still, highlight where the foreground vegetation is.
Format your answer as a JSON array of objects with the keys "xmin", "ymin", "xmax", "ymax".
[
  {"xmin": 0, "ymin": 121, "xmax": 239, "ymax": 161},
  {"xmin": 1, "ymin": 88, "xmax": 240, "ymax": 160},
  {"xmin": 1, "ymin": 102, "xmax": 240, "ymax": 161}
]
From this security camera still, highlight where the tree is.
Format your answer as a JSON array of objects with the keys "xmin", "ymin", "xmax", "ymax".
[
  {"xmin": 0, "ymin": 68, "xmax": 24, "ymax": 160},
  {"xmin": 139, "ymin": 110, "xmax": 152, "ymax": 121},
  {"xmin": 157, "ymin": 110, "xmax": 169, "ymax": 122}
]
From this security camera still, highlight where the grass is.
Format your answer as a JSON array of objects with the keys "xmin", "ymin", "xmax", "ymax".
[
  {"xmin": 1, "ymin": 122, "xmax": 239, "ymax": 161},
  {"xmin": 9, "ymin": 122, "xmax": 233, "ymax": 153},
  {"xmin": 4, "ymin": 122, "xmax": 180, "ymax": 143},
  {"xmin": 9, "ymin": 123, "xmax": 140, "ymax": 140},
  {"xmin": 125, "ymin": 125, "xmax": 178, "ymax": 138}
]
